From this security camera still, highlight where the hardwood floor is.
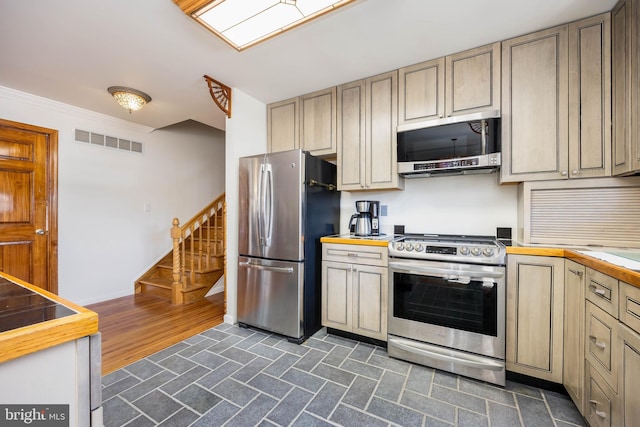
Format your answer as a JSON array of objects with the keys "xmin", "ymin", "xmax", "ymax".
[{"xmin": 87, "ymin": 292, "xmax": 224, "ymax": 375}]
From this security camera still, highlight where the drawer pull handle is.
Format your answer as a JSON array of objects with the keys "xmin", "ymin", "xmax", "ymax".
[
  {"xmin": 589, "ymin": 285, "xmax": 606, "ymax": 297},
  {"xmin": 347, "ymin": 253, "xmax": 358, "ymax": 257},
  {"xmin": 589, "ymin": 335, "xmax": 606, "ymax": 349},
  {"xmin": 568, "ymin": 268, "xmax": 583, "ymax": 277},
  {"xmin": 589, "ymin": 400, "xmax": 607, "ymax": 419}
]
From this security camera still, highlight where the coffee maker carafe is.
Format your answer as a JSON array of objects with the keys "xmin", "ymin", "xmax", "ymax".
[{"xmin": 348, "ymin": 200, "xmax": 380, "ymax": 236}]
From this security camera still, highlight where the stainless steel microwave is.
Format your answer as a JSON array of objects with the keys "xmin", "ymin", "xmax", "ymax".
[{"xmin": 397, "ymin": 112, "xmax": 501, "ymax": 178}]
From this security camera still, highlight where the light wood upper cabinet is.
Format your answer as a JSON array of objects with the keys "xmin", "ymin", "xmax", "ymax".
[
  {"xmin": 398, "ymin": 43, "xmax": 500, "ymax": 127},
  {"xmin": 398, "ymin": 57, "xmax": 445, "ymax": 124},
  {"xmin": 506, "ymin": 255, "xmax": 565, "ymax": 383},
  {"xmin": 445, "ymin": 43, "xmax": 501, "ymax": 117},
  {"xmin": 300, "ymin": 87, "xmax": 337, "ymax": 157},
  {"xmin": 568, "ymin": 13, "xmax": 612, "ymax": 179},
  {"xmin": 502, "ymin": 15, "xmax": 612, "ymax": 183},
  {"xmin": 267, "ymin": 97, "xmax": 299, "ymax": 153},
  {"xmin": 338, "ymin": 71, "xmax": 403, "ymax": 191},
  {"xmin": 501, "ymin": 25, "xmax": 570, "ymax": 182},
  {"xmin": 612, "ymin": 0, "xmax": 640, "ymax": 175},
  {"xmin": 564, "ymin": 260, "xmax": 586, "ymax": 414}
]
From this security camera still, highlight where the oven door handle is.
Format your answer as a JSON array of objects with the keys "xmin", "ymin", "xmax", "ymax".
[{"xmin": 388, "ymin": 260, "xmax": 504, "ymax": 280}]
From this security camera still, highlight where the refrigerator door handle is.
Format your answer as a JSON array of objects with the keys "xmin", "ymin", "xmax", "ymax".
[
  {"xmin": 263, "ymin": 163, "xmax": 274, "ymax": 247},
  {"xmin": 239, "ymin": 261, "xmax": 294, "ymax": 274},
  {"xmin": 258, "ymin": 163, "xmax": 269, "ymax": 248}
]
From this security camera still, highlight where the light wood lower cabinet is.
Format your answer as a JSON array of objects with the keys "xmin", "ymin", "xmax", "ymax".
[
  {"xmin": 564, "ymin": 260, "xmax": 586, "ymax": 413},
  {"xmin": 618, "ymin": 322, "xmax": 640, "ymax": 426},
  {"xmin": 321, "ymin": 244, "xmax": 388, "ymax": 341},
  {"xmin": 506, "ymin": 255, "xmax": 565, "ymax": 382}
]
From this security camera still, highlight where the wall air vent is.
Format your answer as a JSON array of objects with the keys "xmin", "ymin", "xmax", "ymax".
[{"xmin": 74, "ymin": 129, "xmax": 144, "ymax": 155}]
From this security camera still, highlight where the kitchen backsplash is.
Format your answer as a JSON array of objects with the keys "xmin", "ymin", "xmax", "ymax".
[{"xmin": 339, "ymin": 173, "xmax": 518, "ymax": 237}]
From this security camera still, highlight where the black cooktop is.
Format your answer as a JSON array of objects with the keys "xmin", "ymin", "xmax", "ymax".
[{"xmin": 0, "ymin": 277, "xmax": 76, "ymax": 333}]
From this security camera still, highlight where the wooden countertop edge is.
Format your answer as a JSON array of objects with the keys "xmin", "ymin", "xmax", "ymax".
[
  {"xmin": 504, "ymin": 247, "xmax": 640, "ymax": 288},
  {"xmin": 0, "ymin": 272, "xmax": 99, "ymax": 364},
  {"xmin": 320, "ymin": 237, "xmax": 390, "ymax": 247}
]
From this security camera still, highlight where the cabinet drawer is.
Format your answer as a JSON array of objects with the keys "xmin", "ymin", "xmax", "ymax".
[
  {"xmin": 586, "ymin": 268, "xmax": 619, "ymax": 318},
  {"xmin": 584, "ymin": 362, "xmax": 619, "ymax": 427},
  {"xmin": 322, "ymin": 243, "xmax": 388, "ymax": 267},
  {"xmin": 585, "ymin": 301, "xmax": 619, "ymax": 391},
  {"xmin": 620, "ymin": 281, "xmax": 640, "ymax": 334}
]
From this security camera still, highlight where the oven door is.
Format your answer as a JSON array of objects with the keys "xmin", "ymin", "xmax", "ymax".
[{"xmin": 388, "ymin": 258, "xmax": 505, "ymax": 359}]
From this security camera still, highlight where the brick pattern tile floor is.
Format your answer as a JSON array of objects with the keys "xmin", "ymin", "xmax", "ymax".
[{"xmin": 102, "ymin": 323, "xmax": 586, "ymax": 427}]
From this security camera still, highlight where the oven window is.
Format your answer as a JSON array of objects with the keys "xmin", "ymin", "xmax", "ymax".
[{"xmin": 393, "ymin": 272, "xmax": 497, "ymax": 336}]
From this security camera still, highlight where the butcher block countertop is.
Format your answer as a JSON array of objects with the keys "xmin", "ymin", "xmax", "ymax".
[
  {"xmin": 0, "ymin": 271, "xmax": 99, "ymax": 364},
  {"xmin": 320, "ymin": 234, "xmax": 395, "ymax": 247},
  {"xmin": 320, "ymin": 235, "xmax": 640, "ymax": 289}
]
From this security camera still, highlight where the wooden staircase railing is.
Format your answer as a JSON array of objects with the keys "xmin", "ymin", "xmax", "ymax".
[
  {"xmin": 135, "ymin": 193, "xmax": 226, "ymax": 305},
  {"xmin": 170, "ymin": 193, "xmax": 226, "ymax": 305}
]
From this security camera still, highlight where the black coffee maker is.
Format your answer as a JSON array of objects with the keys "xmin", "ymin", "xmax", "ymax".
[{"xmin": 348, "ymin": 200, "xmax": 380, "ymax": 236}]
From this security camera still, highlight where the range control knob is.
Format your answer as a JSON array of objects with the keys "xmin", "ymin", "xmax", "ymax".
[
  {"xmin": 395, "ymin": 242, "xmax": 405, "ymax": 251},
  {"xmin": 483, "ymin": 248, "xmax": 495, "ymax": 257},
  {"xmin": 471, "ymin": 247, "xmax": 482, "ymax": 256},
  {"xmin": 414, "ymin": 243, "xmax": 424, "ymax": 252},
  {"xmin": 405, "ymin": 243, "xmax": 414, "ymax": 252},
  {"xmin": 459, "ymin": 246, "xmax": 470, "ymax": 255}
]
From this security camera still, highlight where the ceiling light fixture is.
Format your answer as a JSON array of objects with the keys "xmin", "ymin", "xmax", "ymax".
[
  {"xmin": 173, "ymin": 0, "xmax": 357, "ymax": 51},
  {"xmin": 107, "ymin": 86, "xmax": 152, "ymax": 113}
]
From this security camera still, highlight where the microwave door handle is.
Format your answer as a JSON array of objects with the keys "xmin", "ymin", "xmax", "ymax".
[{"xmin": 481, "ymin": 119, "xmax": 487, "ymax": 155}]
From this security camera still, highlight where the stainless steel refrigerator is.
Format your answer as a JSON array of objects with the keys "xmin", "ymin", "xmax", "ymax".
[{"xmin": 237, "ymin": 149, "xmax": 340, "ymax": 343}]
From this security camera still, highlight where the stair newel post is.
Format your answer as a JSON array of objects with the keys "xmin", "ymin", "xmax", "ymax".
[{"xmin": 171, "ymin": 218, "xmax": 183, "ymax": 304}]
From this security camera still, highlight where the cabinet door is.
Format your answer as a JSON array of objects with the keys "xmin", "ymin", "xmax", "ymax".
[
  {"xmin": 352, "ymin": 264, "xmax": 388, "ymax": 341},
  {"xmin": 337, "ymin": 80, "xmax": 366, "ymax": 191},
  {"xmin": 612, "ymin": 0, "xmax": 633, "ymax": 175},
  {"xmin": 619, "ymin": 323, "xmax": 640, "ymax": 426},
  {"xmin": 398, "ymin": 57, "xmax": 445, "ymax": 125},
  {"xmin": 365, "ymin": 70, "xmax": 403, "ymax": 190},
  {"xmin": 501, "ymin": 25, "xmax": 569, "ymax": 182},
  {"xmin": 564, "ymin": 260, "xmax": 586, "ymax": 413},
  {"xmin": 568, "ymin": 14, "xmax": 612, "ymax": 179},
  {"xmin": 445, "ymin": 42, "xmax": 501, "ymax": 117},
  {"xmin": 506, "ymin": 255, "xmax": 565, "ymax": 382},
  {"xmin": 300, "ymin": 87, "xmax": 337, "ymax": 157},
  {"xmin": 267, "ymin": 97, "xmax": 299, "ymax": 153},
  {"xmin": 321, "ymin": 261, "xmax": 352, "ymax": 331}
]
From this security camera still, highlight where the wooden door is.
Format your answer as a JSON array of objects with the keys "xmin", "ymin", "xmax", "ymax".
[
  {"xmin": 365, "ymin": 70, "xmax": 403, "ymax": 190},
  {"xmin": 267, "ymin": 97, "xmax": 299, "ymax": 153},
  {"xmin": 337, "ymin": 79, "xmax": 366, "ymax": 191},
  {"xmin": 612, "ymin": 0, "xmax": 632, "ymax": 175},
  {"xmin": 563, "ymin": 260, "xmax": 586, "ymax": 414},
  {"xmin": 300, "ymin": 87, "xmax": 337, "ymax": 157},
  {"xmin": 568, "ymin": 14, "xmax": 612, "ymax": 179},
  {"xmin": 0, "ymin": 119, "xmax": 57, "ymax": 293},
  {"xmin": 398, "ymin": 57, "xmax": 445, "ymax": 126},
  {"xmin": 446, "ymin": 42, "xmax": 501, "ymax": 117},
  {"xmin": 506, "ymin": 255, "xmax": 565, "ymax": 383},
  {"xmin": 321, "ymin": 260, "xmax": 352, "ymax": 331},
  {"xmin": 501, "ymin": 25, "xmax": 569, "ymax": 182},
  {"xmin": 352, "ymin": 264, "xmax": 387, "ymax": 340}
]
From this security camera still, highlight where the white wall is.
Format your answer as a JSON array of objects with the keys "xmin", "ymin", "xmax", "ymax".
[
  {"xmin": 223, "ymin": 89, "xmax": 267, "ymax": 325},
  {"xmin": 340, "ymin": 173, "xmax": 519, "ymax": 237},
  {"xmin": 0, "ymin": 87, "xmax": 225, "ymax": 305}
]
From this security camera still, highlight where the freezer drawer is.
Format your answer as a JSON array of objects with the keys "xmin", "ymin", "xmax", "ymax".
[{"xmin": 238, "ymin": 256, "xmax": 304, "ymax": 339}]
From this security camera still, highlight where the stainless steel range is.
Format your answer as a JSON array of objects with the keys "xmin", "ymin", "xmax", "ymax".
[{"xmin": 387, "ymin": 233, "xmax": 507, "ymax": 386}]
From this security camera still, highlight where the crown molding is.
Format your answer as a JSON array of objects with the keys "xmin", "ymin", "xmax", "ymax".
[{"xmin": 0, "ymin": 85, "xmax": 155, "ymax": 134}]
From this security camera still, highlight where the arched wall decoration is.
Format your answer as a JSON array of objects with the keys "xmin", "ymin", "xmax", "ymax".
[{"xmin": 204, "ymin": 75, "xmax": 232, "ymax": 118}]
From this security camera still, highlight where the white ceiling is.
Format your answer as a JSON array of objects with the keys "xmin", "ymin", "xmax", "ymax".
[{"xmin": 0, "ymin": 0, "xmax": 618, "ymax": 131}]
